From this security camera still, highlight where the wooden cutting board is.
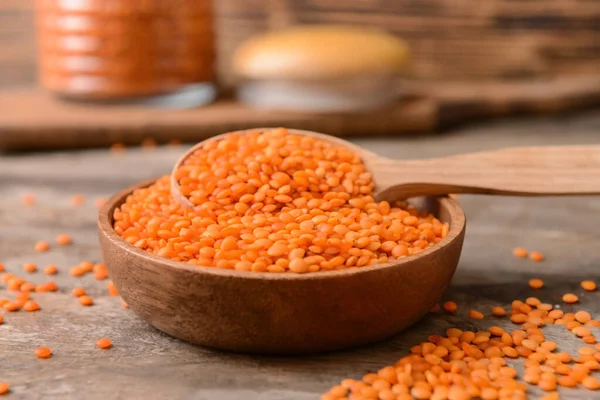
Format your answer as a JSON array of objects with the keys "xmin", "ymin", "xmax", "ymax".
[{"xmin": 1, "ymin": 76, "xmax": 599, "ymax": 151}]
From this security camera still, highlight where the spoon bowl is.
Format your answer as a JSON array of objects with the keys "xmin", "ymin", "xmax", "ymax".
[{"xmin": 98, "ymin": 180, "xmax": 466, "ymax": 354}]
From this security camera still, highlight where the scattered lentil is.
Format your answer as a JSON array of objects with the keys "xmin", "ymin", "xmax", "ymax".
[
  {"xmin": 23, "ymin": 300, "xmax": 40, "ymax": 312},
  {"xmin": 512, "ymin": 247, "xmax": 528, "ymax": 258},
  {"xmin": 34, "ymin": 347, "xmax": 52, "ymax": 359},
  {"xmin": 78, "ymin": 295, "xmax": 93, "ymax": 306},
  {"xmin": 468, "ymin": 309, "xmax": 484, "ymax": 319},
  {"xmin": 23, "ymin": 263, "xmax": 37, "ymax": 273},
  {"xmin": 96, "ymin": 338, "xmax": 112, "ymax": 349},
  {"xmin": 3, "ymin": 302, "xmax": 19, "ymax": 312},
  {"xmin": 324, "ymin": 291, "xmax": 600, "ymax": 399},
  {"xmin": 72, "ymin": 287, "xmax": 86, "ymax": 297},
  {"xmin": 529, "ymin": 251, "xmax": 545, "ymax": 262},
  {"xmin": 0, "ymin": 383, "xmax": 8, "ymax": 396},
  {"xmin": 491, "ymin": 306, "xmax": 507, "ymax": 317},
  {"xmin": 34, "ymin": 241, "xmax": 50, "ymax": 252},
  {"xmin": 107, "ymin": 281, "xmax": 119, "ymax": 296},
  {"xmin": 43, "ymin": 264, "xmax": 58, "ymax": 275},
  {"xmin": 443, "ymin": 301, "xmax": 458, "ymax": 313},
  {"xmin": 93, "ymin": 263, "xmax": 109, "ymax": 280},
  {"xmin": 581, "ymin": 281, "xmax": 597, "ymax": 292},
  {"xmin": 70, "ymin": 266, "xmax": 85, "ymax": 277},
  {"xmin": 56, "ymin": 234, "xmax": 72, "ymax": 245},
  {"xmin": 562, "ymin": 293, "xmax": 579, "ymax": 304},
  {"xmin": 529, "ymin": 279, "xmax": 544, "ymax": 289},
  {"xmin": 80, "ymin": 261, "xmax": 94, "ymax": 273}
]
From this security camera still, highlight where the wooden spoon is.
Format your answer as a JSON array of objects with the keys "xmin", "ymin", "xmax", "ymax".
[{"xmin": 172, "ymin": 128, "xmax": 600, "ymax": 207}]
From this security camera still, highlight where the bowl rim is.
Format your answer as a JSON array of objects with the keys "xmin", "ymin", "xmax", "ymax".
[{"xmin": 99, "ymin": 179, "xmax": 466, "ymax": 281}]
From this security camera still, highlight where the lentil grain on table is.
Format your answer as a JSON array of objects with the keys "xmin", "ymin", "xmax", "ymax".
[{"xmin": 1, "ymin": 115, "xmax": 600, "ymax": 399}]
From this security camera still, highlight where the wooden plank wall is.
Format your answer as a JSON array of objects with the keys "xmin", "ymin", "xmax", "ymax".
[{"xmin": 1, "ymin": 0, "xmax": 598, "ymax": 89}]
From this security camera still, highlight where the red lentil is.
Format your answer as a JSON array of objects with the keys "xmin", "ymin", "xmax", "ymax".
[
  {"xmin": 34, "ymin": 347, "xmax": 52, "ymax": 359},
  {"xmin": 0, "ymin": 263, "xmax": 4, "ymax": 272},
  {"xmin": 96, "ymin": 338, "xmax": 112, "ymax": 349},
  {"xmin": 23, "ymin": 263, "xmax": 37, "ymax": 273},
  {"xmin": 23, "ymin": 300, "xmax": 40, "ymax": 312},
  {"xmin": 115, "ymin": 128, "xmax": 448, "ymax": 272},
  {"xmin": 34, "ymin": 241, "xmax": 50, "ymax": 252},
  {"xmin": 70, "ymin": 266, "xmax": 85, "ymax": 277},
  {"xmin": 80, "ymin": 261, "xmax": 94, "ymax": 273},
  {"xmin": 93, "ymin": 264, "xmax": 109, "ymax": 280},
  {"xmin": 581, "ymin": 281, "xmax": 597, "ymax": 292},
  {"xmin": 529, "ymin": 279, "xmax": 544, "ymax": 289},
  {"xmin": 0, "ymin": 315, "xmax": 3, "ymax": 324},
  {"xmin": 443, "ymin": 301, "xmax": 457, "ymax": 313},
  {"xmin": 468, "ymin": 310, "xmax": 484, "ymax": 320},
  {"xmin": 43, "ymin": 264, "xmax": 58, "ymax": 275},
  {"xmin": 3, "ymin": 302, "xmax": 19, "ymax": 312},
  {"xmin": 512, "ymin": 247, "xmax": 528, "ymax": 258},
  {"xmin": 72, "ymin": 287, "xmax": 86, "ymax": 297},
  {"xmin": 491, "ymin": 306, "xmax": 507, "ymax": 317},
  {"xmin": 562, "ymin": 293, "xmax": 579, "ymax": 304},
  {"xmin": 575, "ymin": 311, "xmax": 592, "ymax": 323},
  {"xmin": 0, "ymin": 383, "xmax": 8, "ymax": 395},
  {"xmin": 107, "ymin": 281, "xmax": 119, "ymax": 296},
  {"xmin": 78, "ymin": 295, "xmax": 93, "ymax": 306},
  {"xmin": 583, "ymin": 376, "xmax": 600, "ymax": 390},
  {"xmin": 529, "ymin": 251, "xmax": 545, "ymax": 262},
  {"xmin": 56, "ymin": 234, "xmax": 72, "ymax": 245}
]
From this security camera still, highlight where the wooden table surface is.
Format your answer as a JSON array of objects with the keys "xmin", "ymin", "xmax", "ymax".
[{"xmin": 1, "ymin": 112, "xmax": 600, "ymax": 399}]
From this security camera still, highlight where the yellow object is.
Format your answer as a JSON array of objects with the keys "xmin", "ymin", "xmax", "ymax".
[{"xmin": 234, "ymin": 25, "xmax": 410, "ymax": 81}]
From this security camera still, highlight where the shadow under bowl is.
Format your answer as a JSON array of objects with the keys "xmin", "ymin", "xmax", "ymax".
[{"xmin": 98, "ymin": 179, "xmax": 466, "ymax": 355}]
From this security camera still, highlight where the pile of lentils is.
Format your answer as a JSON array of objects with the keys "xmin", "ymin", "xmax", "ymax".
[{"xmin": 114, "ymin": 128, "xmax": 449, "ymax": 272}]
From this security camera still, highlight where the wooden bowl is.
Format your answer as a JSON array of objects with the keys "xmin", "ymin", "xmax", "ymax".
[{"xmin": 98, "ymin": 180, "xmax": 465, "ymax": 354}]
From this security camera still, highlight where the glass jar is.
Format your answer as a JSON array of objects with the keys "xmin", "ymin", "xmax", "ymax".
[{"xmin": 36, "ymin": 0, "xmax": 216, "ymax": 108}]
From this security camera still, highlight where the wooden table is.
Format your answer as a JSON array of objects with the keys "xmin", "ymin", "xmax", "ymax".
[{"xmin": 1, "ymin": 112, "xmax": 599, "ymax": 399}]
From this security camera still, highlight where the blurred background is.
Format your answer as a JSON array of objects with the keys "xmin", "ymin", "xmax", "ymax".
[
  {"xmin": 1, "ymin": 3, "xmax": 600, "ymax": 398},
  {"xmin": 0, "ymin": 0, "xmax": 598, "ymax": 150}
]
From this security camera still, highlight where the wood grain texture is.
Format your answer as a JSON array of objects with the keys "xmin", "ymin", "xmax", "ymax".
[
  {"xmin": 1, "ymin": 79, "xmax": 600, "ymax": 151},
  {"xmin": 1, "ymin": 112, "xmax": 600, "ymax": 398},
  {"xmin": 371, "ymin": 145, "xmax": 600, "ymax": 199},
  {"xmin": 100, "ymin": 182, "xmax": 464, "ymax": 354},
  {"xmin": 1, "ymin": 0, "xmax": 599, "ymax": 106},
  {"xmin": 218, "ymin": 0, "xmax": 600, "ymax": 84}
]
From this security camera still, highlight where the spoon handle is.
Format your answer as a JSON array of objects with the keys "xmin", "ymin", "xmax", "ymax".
[{"xmin": 373, "ymin": 145, "xmax": 600, "ymax": 199}]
